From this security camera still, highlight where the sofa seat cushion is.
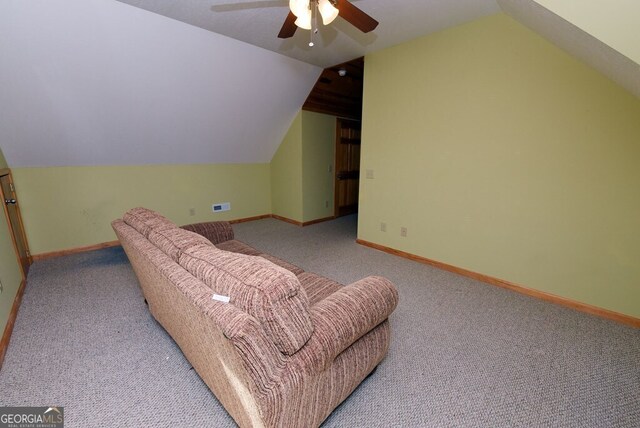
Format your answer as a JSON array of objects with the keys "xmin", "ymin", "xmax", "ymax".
[
  {"xmin": 180, "ymin": 221, "xmax": 234, "ymax": 245},
  {"xmin": 216, "ymin": 240, "xmax": 262, "ymax": 256},
  {"xmin": 179, "ymin": 245, "xmax": 314, "ymax": 356},
  {"xmin": 297, "ymin": 272, "xmax": 342, "ymax": 306},
  {"xmin": 123, "ymin": 207, "xmax": 175, "ymax": 237},
  {"xmin": 215, "ymin": 241, "xmax": 304, "ymax": 275},
  {"xmin": 148, "ymin": 227, "xmax": 214, "ymax": 262},
  {"xmin": 258, "ymin": 254, "xmax": 304, "ymax": 276}
]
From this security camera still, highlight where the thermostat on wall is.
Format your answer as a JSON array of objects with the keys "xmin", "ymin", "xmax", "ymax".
[{"xmin": 212, "ymin": 202, "xmax": 231, "ymax": 212}]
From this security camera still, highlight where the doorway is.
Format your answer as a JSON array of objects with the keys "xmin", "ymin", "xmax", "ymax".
[
  {"xmin": 334, "ymin": 118, "xmax": 361, "ymax": 217},
  {"xmin": 302, "ymin": 57, "xmax": 364, "ymax": 220},
  {"xmin": 0, "ymin": 171, "xmax": 31, "ymax": 278}
]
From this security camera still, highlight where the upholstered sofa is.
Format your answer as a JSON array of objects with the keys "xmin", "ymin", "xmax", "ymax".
[{"xmin": 112, "ymin": 207, "xmax": 398, "ymax": 427}]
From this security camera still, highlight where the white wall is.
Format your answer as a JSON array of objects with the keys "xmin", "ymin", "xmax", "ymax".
[{"xmin": 0, "ymin": 0, "xmax": 321, "ymax": 167}]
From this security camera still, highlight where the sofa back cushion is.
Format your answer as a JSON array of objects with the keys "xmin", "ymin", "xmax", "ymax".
[
  {"xmin": 123, "ymin": 207, "xmax": 175, "ymax": 237},
  {"xmin": 180, "ymin": 245, "xmax": 314, "ymax": 356},
  {"xmin": 148, "ymin": 227, "xmax": 214, "ymax": 262}
]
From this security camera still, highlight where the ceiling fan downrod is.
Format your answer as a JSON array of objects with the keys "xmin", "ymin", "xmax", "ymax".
[{"xmin": 309, "ymin": 0, "xmax": 318, "ymax": 47}]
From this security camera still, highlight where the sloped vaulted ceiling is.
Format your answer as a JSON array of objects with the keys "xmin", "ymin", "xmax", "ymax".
[
  {"xmin": 0, "ymin": 0, "xmax": 321, "ymax": 167},
  {"xmin": 499, "ymin": 0, "xmax": 640, "ymax": 99},
  {"xmin": 114, "ymin": 0, "xmax": 639, "ymax": 97},
  {"xmin": 114, "ymin": 0, "xmax": 501, "ymax": 68},
  {"xmin": 1, "ymin": 0, "xmax": 637, "ymax": 167}
]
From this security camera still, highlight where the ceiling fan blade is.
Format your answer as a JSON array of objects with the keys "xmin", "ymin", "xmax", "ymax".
[
  {"xmin": 278, "ymin": 11, "xmax": 298, "ymax": 39},
  {"xmin": 336, "ymin": 0, "xmax": 379, "ymax": 33}
]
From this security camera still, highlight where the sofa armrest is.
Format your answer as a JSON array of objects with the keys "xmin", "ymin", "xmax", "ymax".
[
  {"xmin": 295, "ymin": 276, "xmax": 398, "ymax": 371},
  {"xmin": 181, "ymin": 221, "xmax": 234, "ymax": 245}
]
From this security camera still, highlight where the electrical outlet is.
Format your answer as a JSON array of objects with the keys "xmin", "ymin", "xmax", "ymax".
[
  {"xmin": 380, "ymin": 222, "xmax": 387, "ymax": 232},
  {"xmin": 328, "ymin": 164, "xmax": 333, "ymax": 173},
  {"xmin": 325, "ymin": 200, "xmax": 329, "ymax": 208},
  {"xmin": 0, "ymin": 278, "xmax": 3, "ymax": 294},
  {"xmin": 366, "ymin": 169, "xmax": 374, "ymax": 179},
  {"xmin": 189, "ymin": 208, "xmax": 196, "ymax": 216},
  {"xmin": 400, "ymin": 227, "xmax": 407, "ymax": 237}
]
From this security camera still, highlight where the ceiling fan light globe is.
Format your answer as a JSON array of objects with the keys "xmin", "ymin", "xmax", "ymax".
[
  {"xmin": 318, "ymin": 0, "xmax": 339, "ymax": 25},
  {"xmin": 289, "ymin": 0, "xmax": 310, "ymax": 18},
  {"xmin": 294, "ymin": 10, "xmax": 312, "ymax": 30}
]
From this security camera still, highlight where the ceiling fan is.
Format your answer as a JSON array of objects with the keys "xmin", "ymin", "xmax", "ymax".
[{"xmin": 278, "ymin": 0, "xmax": 378, "ymax": 44}]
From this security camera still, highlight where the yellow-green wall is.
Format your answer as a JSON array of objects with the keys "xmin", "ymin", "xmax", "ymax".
[
  {"xmin": 0, "ymin": 149, "xmax": 7, "ymax": 170},
  {"xmin": 271, "ymin": 112, "xmax": 304, "ymax": 222},
  {"xmin": 12, "ymin": 163, "xmax": 271, "ymax": 255},
  {"xmin": 271, "ymin": 111, "xmax": 336, "ymax": 223},
  {"xmin": 302, "ymin": 111, "xmax": 336, "ymax": 222},
  {"xmin": 0, "ymin": 146, "xmax": 24, "ymax": 337},
  {"xmin": 13, "ymin": 109, "xmax": 335, "ymax": 256},
  {"xmin": 360, "ymin": 14, "xmax": 640, "ymax": 318}
]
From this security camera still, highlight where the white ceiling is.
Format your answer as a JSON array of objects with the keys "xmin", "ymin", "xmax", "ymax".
[
  {"xmin": 1, "ymin": 0, "xmax": 638, "ymax": 168},
  {"xmin": 115, "ymin": 0, "xmax": 640, "ymax": 96},
  {"xmin": 0, "ymin": 0, "xmax": 320, "ymax": 167},
  {"xmin": 115, "ymin": 0, "xmax": 501, "ymax": 67},
  {"xmin": 499, "ymin": 0, "xmax": 640, "ymax": 99}
]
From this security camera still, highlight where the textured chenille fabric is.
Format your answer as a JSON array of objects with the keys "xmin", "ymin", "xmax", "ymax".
[
  {"xmin": 123, "ymin": 207, "xmax": 174, "ymax": 237},
  {"xmin": 148, "ymin": 227, "xmax": 214, "ymax": 262},
  {"xmin": 181, "ymin": 221, "xmax": 235, "ymax": 245},
  {"xmin": 112, "ymin": 209, "xmax": 399, "ymax": 427},
  {"xmin": 299, "ymin": 276, "xmax": 398, "ymax": 370},
  {"xmin": 259, "ymin": 253, "xmax": 305, "ymax": 276},
  {"xmin": 297, "ymin": 272, "xmax": 343, "ymax": 305},
  {"xmin": 215, "ymin": 240, "xmax": 305, "ymax": 275},
  {"xmin": 215, "ymin": 239, "xmax": 263, "ymax": 256},
  {"xmin": 179, "ymin": 244, "xmax": 315, "ymax": 356}
]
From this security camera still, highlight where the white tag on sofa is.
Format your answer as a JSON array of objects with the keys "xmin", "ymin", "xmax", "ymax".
[{"xmin": 212, "ymin": 294, "xmax": 230, "ymax": 303}]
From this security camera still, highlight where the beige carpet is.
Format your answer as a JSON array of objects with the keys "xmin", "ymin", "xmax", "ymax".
[{"xmin": 1, "ymin": 215, "xmax": 638, "ymax": 427}]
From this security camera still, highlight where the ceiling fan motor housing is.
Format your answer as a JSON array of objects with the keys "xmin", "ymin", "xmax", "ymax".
[{"xmin": 279, "ymin": 0, "xmax": 379, "ymax": 39}]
